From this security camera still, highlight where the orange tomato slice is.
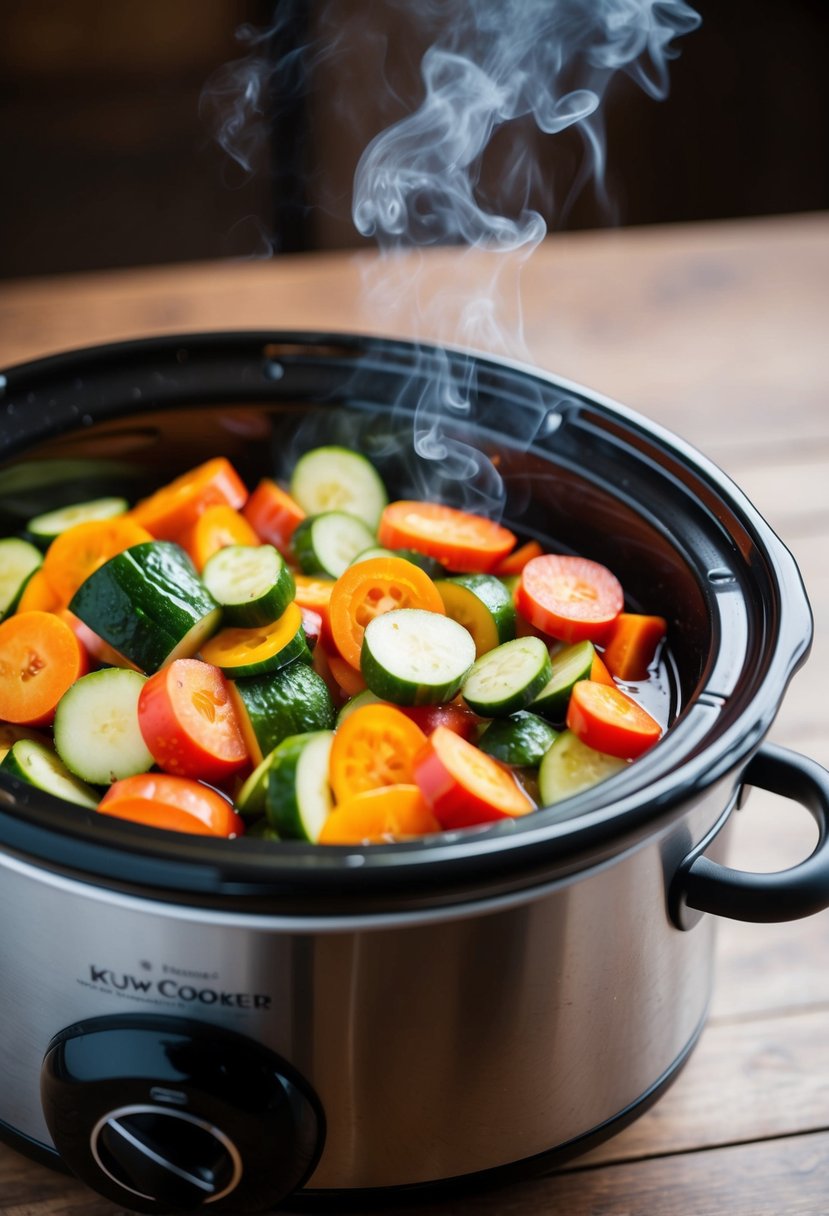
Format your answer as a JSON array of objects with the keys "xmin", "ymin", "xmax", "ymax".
[
  {"xmin": 318, "ymin": 784, "xmax": 441, "ymax": 844},
  {"xmin": 566, "ymin": 679, "xmax": 662, "ymax": 759},
  {"xmin": 328, "ymin": 555, "xmax": 445, "ymax": 670},
  {"xmin": 414, "ymin": 726, "xmax": 534, "ymax": 829},
  {"xmin": 378, "ymin": 501, "xmax": 516, "ymax": 574},
  {"xmin": 516, "ymin": 554, "xmax": 623, "ymax": 643},
  {"xmin": 328, "ymin": 703, "xmax": 427, "ymax": 802}
]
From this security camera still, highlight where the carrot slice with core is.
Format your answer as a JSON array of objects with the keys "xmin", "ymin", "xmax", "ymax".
[
  {"xmin": 378, "ymin": 501, "xmax": 516, "ymax": 574},
  {"xmin": 0, "ymin": 610, "xmax": 88, "ymax": 725}
]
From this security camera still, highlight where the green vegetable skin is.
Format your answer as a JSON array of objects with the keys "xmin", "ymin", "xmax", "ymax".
[{"xmin": 230, "ymin": 662, "xmax": 336, "ymax": 761}]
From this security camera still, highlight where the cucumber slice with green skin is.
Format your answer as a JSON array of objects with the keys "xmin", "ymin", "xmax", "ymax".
[
  {"xmin": 0, "ymin": 538, "xmax": 43, "ymax": 619},
  {"xmin": 266, "ymin": 730, "xmax": 335, "ymax": 842},
  {"xmin": 25, "ymin": 497, "xmax": 128, "ymax": 546},
  {"xmin": 289, "ymin": 445, "xmax": 388, "ymax": 530},
  {"xmin": 531, "ymin": 640, "xmax": 596, "ymax": 724},
  {"xmin": 361, "ymin": 609, "xmax": 476, "ymax": 706},
  {"xmin": 349, "ymin": 546, "xmax": 397, "ymax": 566},
  {"xmin": 201, "ymin": 543, "xmax": 295, "ymax": 627},
  {"xmin": 229, "ymin": 661, "xmax": 336, "ymax": 764},
  {"xmin": 234, "ymin": 750, "xmax": 277, "ymax": 819},
  {"xmin": 478, "ymin": 712, "xmax": 559, "ymax": 767},
  {"xmin": 292, "ymin": 512, "xmax": 377, "ymax": 579},
  {"xmin": 350, "ymin": 547, "xmax": 446, "ymax": 578},
  {"xmin": 53, "ymin": 668, "xmax": 154, "ymax": 785},
  {"xmin": 461, "ymin": 636, "xmax": 553, "ymax": 717},
  {"xmin": 538, "ymin": 729, "xmax": 628, "ymax": 805},
  {"xmin": 0, "ymin": 739, "xmax": 98, "ymax": 809},
  {"xmin": 69, "ymin": 541, "xmax": 221, "ymax": 674},
  {"xmin": 436, "ymin": 574, "xmax": 516, "ymax": 657}
]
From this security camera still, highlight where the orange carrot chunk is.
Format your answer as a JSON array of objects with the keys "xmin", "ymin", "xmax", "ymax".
[
  {"xmin": 242, "ymin": 478, "xmax": 306, "ymax": 555},
  {"xmin": 131, "ymin": 458, "xmax": 248, "ymax": 541},
  {"xmin": 378, "ymin": 501, "xmax": 516, "ymax": 573},
  {"xmin": 602, "ymin": 613, "xmax": 667, "ymax": 682},
  {"xmin": 0, "ymin": 611, "xmax": 88, "ymax": 725}
]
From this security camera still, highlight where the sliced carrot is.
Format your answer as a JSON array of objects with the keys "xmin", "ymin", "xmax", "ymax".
[
  {"xmin": 178, "ymin": 504, "xmax": 260, "ymax": 572},
  {"xmin": 590, "ymin": 652, "xmax": 616, "ymax": 686},
  {"xmin": 414, "ymin": 726, "xmax": 534, "ymax": 829},
  {"xmin": 516, "ymin": 554, "xmax": 623, "ymax": 643},
  {"xmin": 328, "ymin": 556, "xmax": 445, "ymax": 670},
  {"xmin": 242, "ymin": 478, "xmax": 306, "ymax": 555},
  {"xmin": 329, "ymin": 703, "xmax": 427, "ymax": 802},
  {"xmin": 131, "ymin": 458, "xmax": 248, "ymax": 541},
  {"xmin": 602, "ymin": 613, "xmax": 667, "ymax": 682},
  {"xmin": 566, "ymin": 679, "xmax": 662, "ymax": 759},
  {"xmin": 378, "ymin": 501, "xmax": 516, "ymax": 574},
  {"xmin": 326, "ymin": 649, "xmax": 367, "ymax": 698},
  {"xmin": 318, "ymin": 784, "xmax": 440, "ymax": 844},
  {"xmin": 41, "ymin": 517, "xmax": 153, "ymax": 604},
  {"xmin": 16, "ymin": 568, "xmax": 63, "ymax": 614},
  {"xmin": 100, "ymin": 773, "xmax": 244, "ymax": 837},
  {"xmin": 0, "ymin": 610, "xmax": 88, "ymax": 725},
  {"xmin": 493, "ymin": 539, "xmax": 544, "ymax": 577}
]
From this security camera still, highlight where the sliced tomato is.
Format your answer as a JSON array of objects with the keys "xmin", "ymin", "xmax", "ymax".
[
  {"xmin": 516, "ymin": 554, "xmax": 623, "ymax": 643},
  {"xmin": 100, "ymin": 774, "xmax": 244, "ymax": 837},
  {"xmin": 317, "ymin": 784, "xmax": 440, "ymax": 844},
  {"xmin": 378, "ymin": 501, "xmax": 516, "ymax": 574},
  {"xmin": 137, "ymin": 658, "xmax": 249, "ymax": 782},
  {"xmin": 242, "ymin": 478, "xmax": 306, "ymax": 555},
  {"xmin": 414, "ymin": 726, "xmax": 534, "ymax": 829},
  {"xmin": 328, "ymin": 703, "xmax": 427, "ymax": 802},
  {"xmin": 398, "ymin": 701, "xmax": 480, "ymax": 742},
  {"xmin": 566, "ymin": 679, "xmax": 662, "ymax": 759},
  {"xmin": 328, "ymin": 555, "xmax": 445, "ymax": 669}
]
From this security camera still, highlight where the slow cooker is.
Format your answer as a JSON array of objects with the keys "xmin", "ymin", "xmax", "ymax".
[{"xmin": 1, "ymin": 332, "xmax": 827, "ymax": 1214}]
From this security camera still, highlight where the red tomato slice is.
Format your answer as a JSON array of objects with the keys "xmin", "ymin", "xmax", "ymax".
[
  {"xmin": 516, "ymin": 554, "xmax": 623, "ymax": 643},
  {"xmin": 242, "ymin": 478, "xmax": 306, "ymax": 555},
  {"xmin": 398, "ymin": 701, "xmax": 480, "ymax": 742},
  {"xmin": 378, "ymin": 501, "xmax": 516, "ymax": 574},
  {"xmin": 99, "ymin": 774, "xmax": 244, "ymax": 837},
  {"xmin": 137, "ymin": 659, "xmax": 249, "ymax": 782},
  {"xmin": 566, "ymin": 679, "xmax": 662, "ymax": 759},
  {"xmin": 414, "ymin": 726, "xmax": 534, "ymax": 829}
]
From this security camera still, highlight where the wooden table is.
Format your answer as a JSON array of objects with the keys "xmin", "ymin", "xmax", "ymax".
[{"xmin": 1, "ymin": 212, "xmax": 828, "ymax": 1213}]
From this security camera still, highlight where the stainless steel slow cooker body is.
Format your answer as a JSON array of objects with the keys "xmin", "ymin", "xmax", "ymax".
[{"xmin": 1, "ymin": 333, "xmax": 828, "ymax": 1214}]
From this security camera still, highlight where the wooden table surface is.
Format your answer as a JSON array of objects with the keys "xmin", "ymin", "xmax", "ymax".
[{"xmin": 1, "ymin": 211, "xmax": 828, "ymax": 1213}]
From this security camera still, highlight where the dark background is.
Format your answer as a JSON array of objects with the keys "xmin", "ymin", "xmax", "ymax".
[{"xmin": 1, "ymin": 0, "xmax": 827, "ymax": 279}]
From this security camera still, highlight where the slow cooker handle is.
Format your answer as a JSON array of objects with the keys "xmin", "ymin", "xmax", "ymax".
[{"xmin": 671, "ymin": 742, "xmax": 829, "ymax": 928}]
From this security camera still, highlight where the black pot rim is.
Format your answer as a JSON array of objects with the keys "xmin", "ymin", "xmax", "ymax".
[{"xmin": 0, "ymin": 331, "xmax": 813, "ymax": 912}]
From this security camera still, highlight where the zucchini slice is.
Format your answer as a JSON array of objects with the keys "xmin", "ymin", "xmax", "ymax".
[
  {"xmin": 53, "ymin": 668, "xmax": 154, "ymax": 785},
  {"xmin": 538, "ymin": 729, "xmax": 627, "ymax": 805},
  {"xmin": 289, "ymin": 445, "xmax": 388, "ymax": 530},
  {"xmin": 435, "ymin": 573, "xmax": 516, "ymax": 656},
  {"xmin": 26, "ymin": 497, "xmax": 128, "ymax": 546},
  {"xmin": 1, "ymin": 738, "xmax": 98, "ymax": 808},
  {"xmin": 200, "ymin": 601, "xmax": 311, "ymax": 678},
  {"xmin": 68, "ymin": 541, "xmax": 221, "ymax": 673},
  {"xmin": 531, "ymin": 640, "xmax": 596, "ymax": 724},
  {"xmin": 0, "ymin": 538, "xmax": 43, "ymax": 620},
  {"xmin": 201, "ymin": 543, "xmax": 295, "ymax": 627},
  {"xmin": 478, "ymin": 712, "xmax": 558, "ymax": 767},
  {"xmin": 360, "ymin": 608, "xmax": 476, "ymax": 705},
  {"xmin": 266, "ymin": 730, "xmax": 335, "ymax": 842},
  {"xmin": 229, "ymin": 662, "xmax": 336, "ymax": 765},
  {"xmin": 461, "ymin": 636, "xmax": 553, "ymax": 717},
  {"xmin": 292, "ymin": 511, "xmax": 377, "ymax": 579}
]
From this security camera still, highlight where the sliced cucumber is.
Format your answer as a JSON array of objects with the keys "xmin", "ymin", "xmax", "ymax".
[
  {"xmin": 478, "ymin": 712, "xmax": 558, "ymax": 767},
  {"xmin": 229, "ymin": 662, "xmax": 336, "ymax": 764},
  {"xmin": 349, "ymin": 546, "xmax": 396, "ymax": 566},
  {"xmin": 0, "ymin": 723, "xmax": 50, "ymax": 763},
  {"xmin": 538, "ymin": 729, "xmax": 627, "ymax": 805},
  {"xmin": 200, "ymin": 601, "xmax": 311, "ymax": 678},
  {"xmin": 461, "ymin": 636, "xmax": 552, "ymax": 717},
  {"xmin": 292, "ymin": 512, "xmax": 376, "ymax": 578},
  {"xmin": 361, "ymin": 609, "xmax": 476, "ymax": 705},
  {"xmin": 435, "ymin": 573, "xmax": 516, "ymax": 657},
  {"xmin": 1, "ymin": 739, "xmax": 98, "ymax": 809},
  {"xmin": 290, "ymin": 445, "xmax": 388, "ymax": 530},
  {"xmin": 531, "ymin": 641, "xmax": 596, "ymax": 724},
  {"xmin": 53, "ymin": 668, "xmax": 154, "ymax": 785},
  {"xmin": 266, "ymin": 730, "xmax": 335, "ymax": 842},
  {"xmin": 201, "ymin": 543, "xmax": 295, "ymax": 627},
  {"xmin": 235, "ymin": 750, "xmax": 277, "ymax": 819},
  {"xmin": 26, "ymin": 497, "xmax": 128, "ymax": 546},
  {"xmin": 69, "ymin": 541, "xmax": 221, "ymax": 673},
  {"xmin": 0, "ymin": 538, "xmax": 43, "ymax": 619}
]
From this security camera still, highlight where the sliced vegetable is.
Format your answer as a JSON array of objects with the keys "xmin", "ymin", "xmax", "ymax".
[
  {"xmin": 328, "ymin": 555, "xmax": 446, "ymax": 670},
  {"xmin": 266, "ymin": 730, "xmax": 335, "ymax": 842},
  {"xmin": 493, "ymin": 539, "xmax": 544, "ymax": 577},
  {"xmin": 516, "ymin": 554, "xmax": 624, "ymax": 643},
  {"xmin": 566, "ymin": 679, "xmax": 662, "ymax": 759},
  {"xmin": 361, "ymin": 609, "xmax": 476, "ymax": 705},
  {"xmin": 234, "ymin": 749, "xmax": 277, "ymax": 819},
  {"xmin": 200, "ymin": 602, "xmax": 310, "ymax": 678},
  {"xmin": 290, "ymin": 445, "xmax": 388, "ymax": 530},
  {"xmin": 100, "ymin": 774, "xmax": 243, "ymax": 837},
  {"xmin": 293, "ymin": 574, "xmax": 335, "ymax": 630},
  {"xmin": 41, "ymin": 516, "xmax": 153, "ymax": 604},
  {"xmin": 328, "ymin": 702, "xmax": 427, "ymax": 802},
  {"xmin": 201, "ymin": 542, "xmax": 295, "ymax": 627},
  {"xmin": 1, "ymin": 738, "xmax": 98, "ymax": 808},
  {"xmin": 530, "ymin": 640, "xmax": 596, "ymax": 724},
  {"xmin": 478, "ymin": 712, "xmax": 558, "ymax": 767},
  {"xmin": 69, "ymin": 541, "xmax": 221, "ymax": 673},
  {"xmin": 378, "ymin": 501, "xmax": 516, "ymax": 574},
  {"xmin": 325, "ymin": 649, "xmax": 367, "ymax": 698},
  {"xmin": 0, "ymin": 610, "xmax": 88, "ymax": 726},
  {"xmin": 398, "ymin": 701, "xmax": 480, "ymax": 742},
  {"xmin": 0, "ymin": 722, "xmax": 49, "ymax": 763},
  {"xmin": 435, "ymin": 573, "xmax": 515, "ymax": 657},
  {"xmin": 461, "ymin": 636, "xmax": 552, "ymax": 717},
  {"xmin": 414, "ymin": 726, "xmax": 534, "ymax": 829},
  {"xmin": 16, "ymin": 568, "xmax": 62, "ymax": 614},
  {"xmin": 0, "ymin": 538, "xmax": 43, "ymax": 620},
  {"xmin": 26, "ymin": 497, "xmax": 128, "ymax": 546},
  {"xmin": 318, "ymin": 784, "xmax": 440, "ymax": 844},
  {"xmin": 229, "ymin": 662, "xmax": 336, "ymax": 765},
  {"xmin": 138, "ymin": 658, "xmax": 249, "ymax": 782},
  {"xmin": 602, "ymin": 612, "xmax": 667, "ymax": 682},
  {"xmin": 178, "ymin": 504, "xmax": 260, "ymax": 572},
  {"xmin": 590, "ymin": 651, "xmax": 616, "ymax": 686},
  {"xmin": 292, "ymin": 511, "xmax": 377, "ymax": 579},
  {"xmin": 335, "ymin": 688, "xmax": 384, "ymax": 724},
  {"xmin": 242, "ymin": 478, "xmax": 306, "ymax": 555},
  {"xmin": 130, "ymin": 457, "xmax": 248, "ymax": 540},
  {"xmin": 53, "ymin": 668, "xmax": 154, "ymax": 784},
  {"xmin": 537, "ymin": 729, "xmax": 628, "ymax": 805}
]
